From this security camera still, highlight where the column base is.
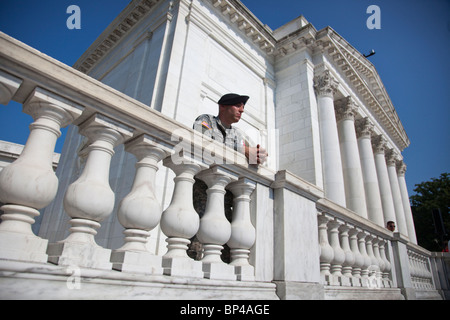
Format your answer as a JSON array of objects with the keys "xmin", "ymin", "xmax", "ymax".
[
  {"xmin": 0, "ymin": 205, "xmax": 48, "ymax": 263},
  {"xmin": 351, "ymin": 276, "xmax": 362, "ymax": 287},
  {"xmin": 322, "ymin": 273, "xmax": 353, "ymax": 286},
  {"xmin": 330, "ymin": 274, "xmax": 351, "ymax": 286},
  {"xmin": 162, "ymin": 256, "xmax": 203, "ymax": 278},
  {"xmin": 47, "ymin": 241, "xmax": 112, "ymax": 271},
  {"xmin": 0, "ymin": 231, "xmax": 48, "ymax": 263},
  {"xmin": 360, "ymin": 276, "xmax": 371, "ymax": 287},
  {"xmin": 111, "ymin": 250, "xmax": 163, "ymax": 275},
  {"xmin": 234, "ymin": 265, "xmax": 255, "ymax": 281},
  {"xmin": 202, "ymin": 262, "xmax": 236, "ymax": 281},
  {"xmin": 382, "ymin": 279, "xmax": 392, "ymax": 288}
]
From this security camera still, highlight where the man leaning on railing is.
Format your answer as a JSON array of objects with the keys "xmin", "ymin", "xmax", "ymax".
[{"xmin": 193, "ymin": 93, "xmax": 268, "ymax": 165}]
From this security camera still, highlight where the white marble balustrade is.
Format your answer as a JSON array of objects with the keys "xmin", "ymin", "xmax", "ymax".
[
  {"xmin": 317, "ymin": 201, "xmax": 393, "ymax": 289},
  {"xmin": 0, "ymin": 32, "xmax": 443, "ymax": 300},
  {"xmin": 0, "ymin": 71, "xmax": 260, "ymax": 281},
  {"xmin": 407, "ymin": 248, "xmax": 434, "ymax": 291}
]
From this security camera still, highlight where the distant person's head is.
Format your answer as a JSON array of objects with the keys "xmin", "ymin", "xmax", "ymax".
[{"xmin": 386, "ymin": 221, "xmax": 396, "ymax": 232}]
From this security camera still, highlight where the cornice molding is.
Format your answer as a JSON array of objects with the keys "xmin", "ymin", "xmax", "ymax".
[
  {"xmin": 209, "ymin": 0, "xmax": 277, "ymax": 55},
  {"xmin": 73, "ymin": 0, "xmax": 163, "ymax": 73}
]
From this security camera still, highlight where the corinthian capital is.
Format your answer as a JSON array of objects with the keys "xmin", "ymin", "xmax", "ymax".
[
  {"xmin": 335, "ymin": 96, "xmax": 358, "ymax": 122},
  {"xmin": 355, "ymin": 117, "xmax": 374, "ymax": 139},
  {"xmin": 385, "ymin": 149, "xmax": 398, "ymax": 167},
  {"xmin": 397, "ymin": 161, "xmax": 407, "ymax": 176},
  {"xmin": 314, "ymin": 69, "xmax": 339, "ymax": 98},
  {"xmin": 372, "ymin": 134, "xmax": 387, "ymax": 154}
]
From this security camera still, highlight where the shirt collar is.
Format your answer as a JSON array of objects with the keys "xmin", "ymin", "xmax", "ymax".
[{"xmin": 215, "ymin": 116, "xmax": 232, "ymax": 130}]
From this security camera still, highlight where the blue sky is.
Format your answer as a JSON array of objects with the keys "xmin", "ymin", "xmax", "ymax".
[{"xmin": 0, "ymin": 0, "xmax": 449, "ymax": 197}]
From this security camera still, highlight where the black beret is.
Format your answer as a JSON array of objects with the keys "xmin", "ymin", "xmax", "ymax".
[{"xmin": 217, "ymin": 93, "xmax": 249, "ymax": 105}]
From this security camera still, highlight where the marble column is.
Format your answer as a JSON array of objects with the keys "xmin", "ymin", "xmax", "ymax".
[
  {"xmin": 385, "ymin": 149, "xmax": 408, "ymax": 237},
  {"xmin": 355, "ymin": 118, "xmax": 384, "ymax": 226},
  {"xmin": 0, "ymin": 88, "xmax": 82, "ymax": 263},
  {"xmin": 372, "ymin": 135, "xmax": 397, "ymax": 227},
  {"xmin": 335, "ymin": 97, "xmax": 367, "ymax": 218},
  {"xmin": 47, "ymin": 114, "xmax": 132, "ymax": 270},
  {"xmin": 111, "ymin": 134, "xmax": 169, "ymax": 274},
  {"xmin": 397, "ymin": 161, "xmax": 418, "ymax": 244},
  {"xmin": 160, "ymin": 156, "xmax": 205, "ymax": 278},
  {"xmin": 227, "ymin": 177, "xmax": 256, "ymax": 281},
  {"xmin": 314, "ymin": 70, "xmax": 346, "ymax": 207},
  {"xmin": 196, "ymin": 166, "xmax": 237, "ymax": 280}
]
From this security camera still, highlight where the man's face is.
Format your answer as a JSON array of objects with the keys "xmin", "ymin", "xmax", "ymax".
[
  {"xmin": 387, "ymin": 223, "xmax": 396, "ymax": 232},
  {"xmin": 219, "ymin": 102, "xmax": 244, "ymax": 125}
]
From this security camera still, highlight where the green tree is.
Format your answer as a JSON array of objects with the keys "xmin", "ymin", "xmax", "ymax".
[{"xmin": 410, "ymin": 173, "xmax": 450, "ymax": 251}]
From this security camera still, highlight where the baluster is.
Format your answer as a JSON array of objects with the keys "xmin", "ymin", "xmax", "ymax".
[
  {"xmin": 47, "ymin": 114, "xmax": 132, "ymax": 270},
  {"xmin": 365, "ymin": 234, "xmax": 380, "ymax": 288},
  {"xmin": 160, "ymin": 156, "xmax": 206, "ymax": 278},
  {"xmin": 339, "ymin": 223, "xmax": 354, "ymax": 286},
  {"xmin": 415, "ymin": 255, "xmax": 423, "ymax": 289},
  {"xmin": 227, "ymin": 177, "xmax": 256, "ymax": 281},
  {"xmin": 328, "ymin": 218, "xmax": 346, "ymax": 286},
  {"xmin": 349, "ymin": 227, "xmax": 364, "ymax": 286},
  {"xmin": 408, "ymin": 251, "xmax": 418, "ymax": 288},
  {"xmin": 372, "ymin": 237, "xmax": 385, "ymax": 287},
  {"xmin": 419, "ymin": 256, "xmax": 426, "ymax": 288},
  {"xmin": 0, "ymin": 88, "xmax": 82, "ymax": 263},
  {"xmin": 407, "ymin": 251, "xmax": 415, "ymax": 288},
  {"xmin": 358, "ymin": 231, "xmax": 372, "ymax": 287},
  {"xmin": 423, "ymin": 257, "xmax": 433, "ymax": 289},
  {"xmin": 378, "ymin": 239, "xmax": 392, "ymax": 287},
  {"xmin": 414, "ymin": 253, "xmax": 423, "ymax": 289},
  {"xmin": 110, "ymin": 134, "xmax": 169, "ymax": 274},
  {"xmin": 318, "ymin": 212, "xmax": 334, "ymax": 285},
  {"xmin": 196, "ymin": 166, "xmax": 237, "ymax": 280}
]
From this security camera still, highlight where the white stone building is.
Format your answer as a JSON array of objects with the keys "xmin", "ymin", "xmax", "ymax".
[{"xmin": 0, "ymin": 0, "xmax": 448, "ymax": 300}]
